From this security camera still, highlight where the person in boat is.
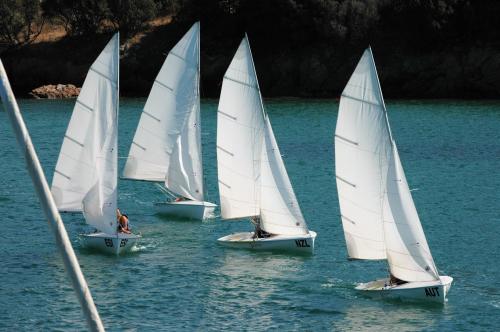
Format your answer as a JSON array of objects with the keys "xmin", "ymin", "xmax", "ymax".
[
  {"xmin": 389, "ymin": 273, "xmax": 407, "ymax": 286},
  {"xmin": 174, "ymin": 196, "xmax": 190, "ymax": 202},
  {"xmin": 251, "ymin": 216, "xmax": 272, "ymax": 239},
  {"xmin": 116, "ymin": 208, "xmax": 131, "ymax": 234}
]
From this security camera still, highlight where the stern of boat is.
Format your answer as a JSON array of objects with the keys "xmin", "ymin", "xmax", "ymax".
[
  {"xmin": 356, "ymin": 276, "xmax": 451, "ymax": 303},
  {"xmin": 155, "ymin": 200, "xmax": 217, "ymax": 220},
  {"xmin": 217, "ymin": 230, "xmax": 316, "ymax": 254},
  {"xmin": 81, "ymin": 232, "xmax": 141, "ymax": 255}
]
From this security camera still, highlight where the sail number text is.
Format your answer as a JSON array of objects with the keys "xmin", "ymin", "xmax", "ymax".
[
  {"xmin": 425, "ymin": 287, "xmax": 440, "ymax": 297},
  {"xmin": 295, "ymin": 239, "xmax": 310, "ymax": 248}
]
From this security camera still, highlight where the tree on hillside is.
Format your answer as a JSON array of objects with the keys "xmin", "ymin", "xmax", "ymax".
[
  {"xmin": 0, "ymin": 0, "xmax": 44, "ymax": 46},
  {"xmin": 107, "ymin": 0, "xmax": 156, "ymax": 37},
  {"xmin": 42, "ymin": 0, "xmax": 110, "ymax": 35}
]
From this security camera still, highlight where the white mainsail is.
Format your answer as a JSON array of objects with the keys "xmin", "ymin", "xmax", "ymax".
[
  {"xmin": 51, "ymin": 33, "xmax": 119, "ymax": 235},
  {"xmin": 122, "ymin": 22, "xmax": 203, "ymax": 201},
  {"xmin": 382, "ymin": 145, "xmax": 439, "ymax": 281},
  {"xmin": 217, "ymin": 35, "xmax": 309, "ymax": 235},
  {"xmin": 217, "ymin": 36, "xmax": 265, "ymax": 219},
  {"xmin": 336, "ymin": 47, "xmax": 440, "ymax": 282},
  {"xmin": 335, "ymin": 47, "xmax": 392, "ymax": 259}
]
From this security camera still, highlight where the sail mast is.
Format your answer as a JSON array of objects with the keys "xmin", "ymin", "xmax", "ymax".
[
  {"xmin": 368, "ymin": 46, "xmax": 394, "ymax": 143},
  {"xmin": 0, "ymin": 60, "xmax": 105, "ymax": 332}
]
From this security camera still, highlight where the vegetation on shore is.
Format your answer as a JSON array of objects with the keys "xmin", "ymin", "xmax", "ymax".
[{"xmin": 1, "ymin": 0, "xmax": 500, "ymax": 98}]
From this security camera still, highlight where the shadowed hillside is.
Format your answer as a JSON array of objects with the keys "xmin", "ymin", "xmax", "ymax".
[{"xmin": 1, "ymin": 0, "xmax": 500, "ymax": 98}]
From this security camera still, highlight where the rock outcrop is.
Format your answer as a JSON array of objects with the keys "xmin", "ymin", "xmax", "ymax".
[{"xmin": 30, "ymin": 84, "xmax": 81, "ymax": 99}]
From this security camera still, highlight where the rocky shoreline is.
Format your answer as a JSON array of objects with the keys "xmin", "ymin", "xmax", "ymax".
[{"xmin": 30, "ymin": 84, "xmax": 80, "ymax": 99}]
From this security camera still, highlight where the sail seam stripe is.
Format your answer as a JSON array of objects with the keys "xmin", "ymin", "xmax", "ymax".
[
  {"xmin": 386, "ymin": 248, "xmax": 432, "ymax": 260},
  {"xmin": 341, "ymin": 93, "xmax": 380, "ymax": 107},
  {"xmin": 143, "ymin": 111, "xmax": 161, "ymax": 122},
  {"xmin": 218, "ymin": 180, "xmax": 231, "ymax": 189},
  {"xmin": 90, "ymin": 67, "xmax": 116, "ymax": 84},
  {"xmin": 218, "ymin": 110, "xmax": 237, "ymax": 120},
  {"xmin": 387, "ymin": 260, "xmax": 436, "ymax": 274},
  {"xmin": 217, "ymin": 145, "xmax": 234, "ymax": 156},
  {"xmin": 132, "ymin": 141, "xmax": 146, "ymax": 151},
  {"xmin": 64, "ymin": 135, "xmax": 84, "ymax": 147},
  {"xmin": 220, "ymin": 195, "xmax": 257, "ymax": 205},
  {"xmin": 335, "ymin": 134, "xmax": 358, "ymax": 146},
  {"xmin": 76, "ymin": 100, "xmax": 93, "ymax": 112},
  {"xmin": 169, "ymin": 51, "xmax": 185, "ymax": 62},
  {"xmin": 154, "ymin": 79, "xmax": 174, "ymax": 92},
  {"xmin": 345, "ymin": 230, "xmax": 385, "ymax": 243},
  {"xmin": 336, "ymin": 175, "xmax": 356, "ymax": 188},
  {"xmin": 223, "ymin": 75, "xmax": 259, "ymax": 90},
  {"xmin": 339, "ymin": 194, "xmax": 380, "ymax": 215},
  {"xmin": 54, "ymin": 169, "xmax": 71, "ymax": 180},
  {"xmin": 341, "ymin": 214, "xmax": 356, "ymax": 225}
]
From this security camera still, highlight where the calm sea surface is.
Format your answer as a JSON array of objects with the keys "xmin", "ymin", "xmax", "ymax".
[{"xmin": 1, "ymin": 99, "xmax": 499, "ymax": 331}]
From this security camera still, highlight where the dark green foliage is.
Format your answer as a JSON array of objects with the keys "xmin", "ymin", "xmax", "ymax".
[
  {"xmin": 4, "ymin": 0, "xmax": 500, "ymax": 98},
  {"xmin": 42, "ymin": 0, "xmax": 110, "ymax": 35},
  {"xmin": 0, "ymin": 0, "xmax": 43, "ymax": 46},
  {"xmin": 107, "ymin": 0, "xmax": 156, "ymax": 37}
]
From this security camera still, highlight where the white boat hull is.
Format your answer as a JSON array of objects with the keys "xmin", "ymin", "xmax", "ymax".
[
  {"xmin": 217, "ymin": 230, "xmax": 317, "ymax": 253},
  {"xmin": 81, "ymin": 232, "xmax": 141, "ymax": 255},
  {"xmin": 355, "ymin": 276, "xmax": 453, "ymax": 303},
  {"xmin": 155, "ymin": 200, "xmax": 217, "ymax": 220}
]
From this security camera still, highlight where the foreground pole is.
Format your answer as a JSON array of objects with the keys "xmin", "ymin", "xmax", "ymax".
[{"xmin": 0, "ymin": 60, "xmax": 105, "ymax": 332}]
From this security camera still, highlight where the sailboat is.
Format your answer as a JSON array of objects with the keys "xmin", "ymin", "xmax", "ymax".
[
  {"xmin": 216, "ymin": 35, "xmax": 316, "ymax": 253},
  {"xmin": 122, "ymin": 22, "xmax": 216, "ymax": 220},
  {"xmin": 51, "ymin": 33, "xmax": 140, "ymax": 255},
  {"xmin": 335, "ymin": 47, "xmax": 452, "ymax": 302}
]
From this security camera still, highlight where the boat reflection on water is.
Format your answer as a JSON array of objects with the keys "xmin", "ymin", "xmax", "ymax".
[
  {"xmin": 332, "ymin": 300, "xmax": 447, "ymax": 331},
  {"xmin": 201, "ymin": 251, "xmax": 307, "ymax": 330}
]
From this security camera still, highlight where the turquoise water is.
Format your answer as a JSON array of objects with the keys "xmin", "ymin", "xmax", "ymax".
[{"xmin": 1, "ymin": 99, "xmax": 500, "ymax": 331}]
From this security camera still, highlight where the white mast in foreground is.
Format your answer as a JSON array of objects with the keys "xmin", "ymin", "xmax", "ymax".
[{"xmin": 0, "ymin": 60, "xmax": 105, "ymax": 331}]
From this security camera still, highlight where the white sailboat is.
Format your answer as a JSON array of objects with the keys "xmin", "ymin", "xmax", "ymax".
[
  {"xmin": 335, "ymin": 47, "xmax": 452, "ymax": 302},
  {"xmin": 122, "ymin": 22, "xmax": 216, "ymax": 220},
  {"xmin": 216, "ymin": 35, "xmax": 316, "ymax": 253},
  {"xmin": 51, "ymin": 33, "xmax": 140, "ymax": 255}
]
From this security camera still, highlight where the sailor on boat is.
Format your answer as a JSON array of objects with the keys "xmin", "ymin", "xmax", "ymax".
[
  {"xmin": 251, "ymin": 217, "xmax": 272, "ymax": 239},
  {"xmin": 117, "ymin": 209, "xmax": 131, "ymax": 234}
]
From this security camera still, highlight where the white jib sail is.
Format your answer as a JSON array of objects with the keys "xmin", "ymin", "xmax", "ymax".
[
  {"xmin": 335, "ymin": 47, "xmax": 393, "ymax": 259},
  {"xmin": 51, "ymin": 33, "xmax": 119, "ymax": 235},
  {"xmin": 260, "ymin": 116, "xmax": 308, "ymax": 235},
  {"xmin": 382, "ymin": 145, "xmax": 439, "ymax": 282},
  {"xmin": 122, "ymin": 22, "xmax": 203, "ymax": 201},
  {"xmin": 217, "ymin": 35, "xmax": 265, "ymax": 219}
]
